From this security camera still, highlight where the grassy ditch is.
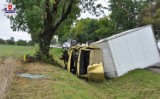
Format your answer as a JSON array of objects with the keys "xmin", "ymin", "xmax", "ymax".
[
  {"xmin": 6, "ymin": 62, "xmax": 106, "ymax": 99},
  {"xmin": 5, "ymin": 61, "xmax": 160, "ymax": 99}
]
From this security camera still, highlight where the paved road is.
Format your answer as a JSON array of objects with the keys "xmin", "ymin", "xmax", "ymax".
[
  {"xmin": 147, "ymin": 66, "xmax": 160, "ymax": 73},
  {"xmin": 50, "ymin": 45, "xmax": 62, "ymax": 48}
]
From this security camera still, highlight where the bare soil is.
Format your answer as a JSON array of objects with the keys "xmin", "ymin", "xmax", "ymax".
[{"xmin": 0, "ymin": 58, "xmax": 20, "ymax": 99}]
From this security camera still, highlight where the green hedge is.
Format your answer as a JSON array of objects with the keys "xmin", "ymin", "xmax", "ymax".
[
  {"xmin": 6, "ymin": 40, "xmax": 15, "ymax": 45},
  {"xmin": 16, "ymin": 40, "xmax": 27, "ymax": 46}
]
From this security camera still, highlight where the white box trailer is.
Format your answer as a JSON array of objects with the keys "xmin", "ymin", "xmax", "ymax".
[{"xmin": 92, "ymin": 25, "xmax": 160, "ymax": 78}]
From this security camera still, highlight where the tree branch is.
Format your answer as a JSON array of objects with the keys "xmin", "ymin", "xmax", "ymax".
[
  {"xmin": 44, "ymin": 0, "xmax": 53, "ymax": 29},
  {"xmin": 52, "ymin": 0, "xmax": 60, "ymax": 14},
  {"xmin": 52, "ymin": 0, "xmax": 73, "ymax": 31}
]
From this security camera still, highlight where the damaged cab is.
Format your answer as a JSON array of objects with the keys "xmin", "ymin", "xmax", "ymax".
[{"xmin": 62, "ymin": 45, "xmax": 105, "ymax": 81}]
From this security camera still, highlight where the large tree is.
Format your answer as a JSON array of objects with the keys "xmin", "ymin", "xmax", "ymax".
[
  {"xmin": 95, "ymin": 16, "xmax": 115, "ymax": 39},
  {"xmin": 109, "ymin": 0, "xmax": 147, "ymax": 33},
  {"xmin": 68, "ymin": 17, "xmax": 115, "ymax": 43},
  {"xmin": 11, "ymin": 0, "xmax": 105, "ymax": 62},
  {"xmin": 71, "ymin": 18, "xmax": 99, "ymax": 43}
]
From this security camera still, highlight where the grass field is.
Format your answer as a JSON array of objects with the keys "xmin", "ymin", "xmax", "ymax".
[
  {"xmin": 0, "ymin": 45, "xmax": 35, "ymax": 58},
  {"xmin": 0, "ymin": 44, "xmax": 63, "ymax": 58},
  {"xmin": 0, "ymin": 45, "xmax": 160, "ymax": 99}
]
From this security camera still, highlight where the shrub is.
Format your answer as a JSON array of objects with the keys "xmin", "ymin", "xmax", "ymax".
[
  {"xmin": 6, "ymin": 40, "xmax": 15, "ymax": 45},
  {"xmin": 16, "ymin": 40, "xmax": 27, "ymax": 46},
  {"xmin": 0, "ymin": 38, "xmax": 6, "ymax": 44}
]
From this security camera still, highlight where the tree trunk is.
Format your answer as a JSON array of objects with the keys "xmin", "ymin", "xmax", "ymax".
[
  {"xmin": 36, "ymin": 29, "xmax": 54, "ymax": 62},
  {"xmin": 35, "ymin": 0, "xmax": 73, "ymax": 63}
]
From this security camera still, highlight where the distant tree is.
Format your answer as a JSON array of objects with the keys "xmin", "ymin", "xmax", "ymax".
[
  {"xmin": 70, "ymin": 18, "xmax": 99, "ymax": 43},
  {"xmin": 16, "ymin": 40, "xmax": 27, "ymax": 46},
  {"xmin": 95, "ymin": 16, "xmax": 115, "ymax": 39},
  {"xmin": 0, "ymin": 38, "xmax": 6, "ymax": 44},
  {"xmin": 6, "ymin": 40, "xmax": 15, "ymax": 45},
  {"xmin": 68, "ymin": 17, "xmax": 115, "ymax": 43}
]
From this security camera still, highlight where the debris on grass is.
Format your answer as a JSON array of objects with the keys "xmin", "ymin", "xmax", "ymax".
[{"xmin": 16, "ymin": 73, "xmax": 51, "ymax": 79}]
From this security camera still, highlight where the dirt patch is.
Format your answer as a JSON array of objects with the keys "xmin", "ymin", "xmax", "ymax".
[{"xmin": 0, "ymin": 58, "xmax": 20, "ymax": 99}]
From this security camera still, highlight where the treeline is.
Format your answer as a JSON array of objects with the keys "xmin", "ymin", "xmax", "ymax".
[
  {"xmin": 0, "ymin": 38, "xmax": 34, "ymax": 46},
  {"xmin": 58, "ymin": 0, "xmax": 160, "ymax": 43},
  {"xmin": 57, "ymin": 17, "xmax": 112, "ymax": 43},
  {"xmin": 58, "ymin": 17, "xmax": 114, "ymax": 43}
]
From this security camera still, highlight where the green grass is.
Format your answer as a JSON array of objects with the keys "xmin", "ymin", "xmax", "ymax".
[
  {"xmin": 90, "ymin": 70, "xmax": 160, "ymax": 99},
  {"xmin": 1, "ymin": 45, "xmax": 160, "ymax": 99},
  {"xmin": 0, "ymin": 44, "xmax": 62, "ymax": 59},
  {"xmin": 50, "ymin": 47, "xmax": 63, "ymax": 61},
  {"xmin": 0, "ymin": 45, "xmax": 35, "ymax": 58}
]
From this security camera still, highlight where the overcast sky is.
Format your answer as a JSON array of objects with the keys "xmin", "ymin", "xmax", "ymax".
[{"xmin": 0, "ymin": 0, "xmax": 109, "ymax": 41}]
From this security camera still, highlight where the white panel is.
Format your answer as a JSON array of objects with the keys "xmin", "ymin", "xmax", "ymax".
[
  {"xmin": 108, "ymin": 36, "xmax": 134, "ymax": 76},
  {"xmin": 109, "ymin": 26, "xmax": 160, "ymax": 76},
  {"xmin": 126, "ymin": 31, "xmax": 147, "ymax": 68},
  {"xmin": 139, "ymin": 27, "xmax": 160, "ymax": 67}
]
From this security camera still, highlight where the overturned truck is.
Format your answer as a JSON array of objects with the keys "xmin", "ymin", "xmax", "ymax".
[
  {"xmin": 61, "ymin": 25, "xmax": 160, "ymax": 81},
  {"xmin": 92, "ymin": 25, "xmax": 160, "ymax": 78}
]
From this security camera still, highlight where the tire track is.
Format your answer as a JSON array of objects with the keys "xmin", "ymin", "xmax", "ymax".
[{"xmin": 0, "ymin": 58, "xmax": 19, "ymax": 99}]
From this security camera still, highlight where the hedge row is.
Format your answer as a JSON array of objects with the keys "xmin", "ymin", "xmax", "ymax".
[{"xmin": 0, "ymin": 39, "xmax": 34, "ymax": 46}]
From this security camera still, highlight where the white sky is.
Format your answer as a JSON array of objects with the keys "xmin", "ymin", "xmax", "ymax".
[{"xmin": 0, "ymin": 0, "xmax": 109, "ymax": 41}]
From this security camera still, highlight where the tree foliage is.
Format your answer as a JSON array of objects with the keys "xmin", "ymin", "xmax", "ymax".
[
  {"xmin": 95, "ymin": 16, "xmax": 115, "ymax": 38},
  {"xmin": 109, "ymin": 0, "xmax": 148, "ymax": 32},
  {"xmin": 63, "ymin": 17, "xmax": 115, "ymax": 43},
  {"xmin": 138, "ymin": 0, "xmax": 160, "ymax": 36}
]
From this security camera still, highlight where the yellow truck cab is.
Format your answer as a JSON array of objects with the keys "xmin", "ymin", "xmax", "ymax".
[{"xmin": 67, "ymin": 45, "xmax": 105, "ymax": 81}]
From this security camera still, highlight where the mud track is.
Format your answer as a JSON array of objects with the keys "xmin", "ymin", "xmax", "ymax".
[{"xmin": 0, "ymin": 58, "xmax": 20, "ymax": 99}]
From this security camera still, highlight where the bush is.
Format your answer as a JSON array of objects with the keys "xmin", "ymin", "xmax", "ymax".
[
  {"xmin": 16, "ymin": 40, "xmax": 27, "ymax": 46},
  {"xmin": 0, "ymin": 38, "xmax": 6, "ymax": 44},
  {"xmin": 6, "ymin": 40, "xmax": 15, "ymax": 45},
  {"xmin": 28, "ymin": 41, "xmax": 35, "ymax": 46}
]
